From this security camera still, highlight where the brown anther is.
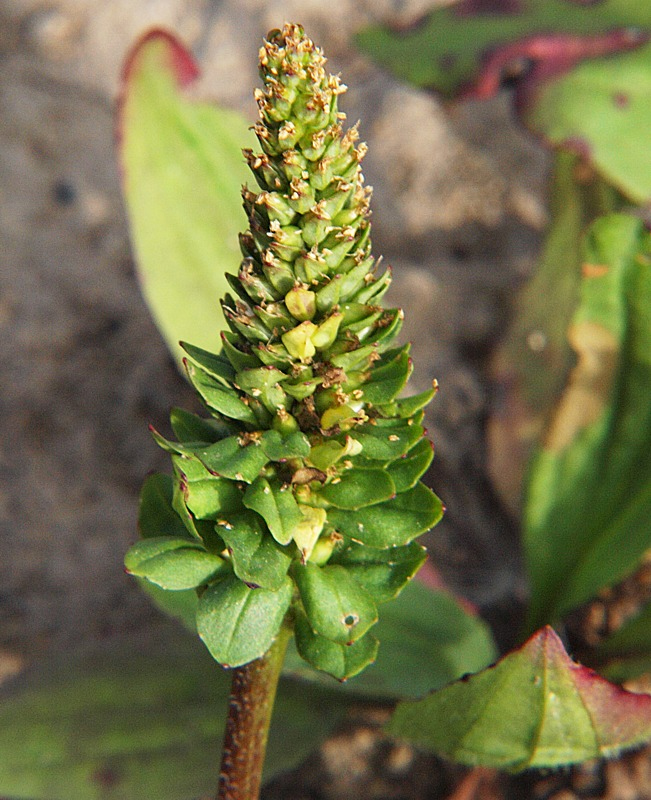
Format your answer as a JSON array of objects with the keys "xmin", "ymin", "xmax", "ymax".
[{"xmin": 238, "ymin": 431, "xmax": 263, "ymax": 447}]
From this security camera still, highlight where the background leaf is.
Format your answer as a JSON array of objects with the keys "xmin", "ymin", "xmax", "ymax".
[
  {"xmin": 356, "ymin": 2, "xmax": 651, "ymax": 202},
  {"xmin": 118, "ymin": 30, "xmax": 254, "ymax": 365},
  {"xmin": 355, "ymin": 0, "xmax": 651, "ymax": 99},
  {"xmin": 526, "ymin": 42, "xmax": 651, "ymax": 202},
  {"xmin": 0, "ymin": 625, "xmax": 351, "ymax": 800},
  {"xmin": 524, "ymin": 214, "xmax": 651, "ymax": 629},
  {"xmin": 489, "ymin": 151, "xmax": 624, "ymax": 514},
  {"xmin": 388, "ymin": 626, "xmax": 651, "ymax": 771},
  {"xmin": 593, "ymin": 600, "xmax": 651, "ymax": 683}
]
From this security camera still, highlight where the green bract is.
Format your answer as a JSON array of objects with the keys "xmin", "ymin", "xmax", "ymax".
[{"xmin": 126, "ymin": 23, "xmax": 442, "ymax": 677}]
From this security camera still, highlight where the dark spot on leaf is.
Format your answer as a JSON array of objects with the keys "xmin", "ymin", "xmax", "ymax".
[
  {"xmin": 92, "ymin": 766, "xmax": 120, "ymax": 788},
  {"xmin": 439, "ymin": 52, "xmax": 458, "ymax": 72},
  {"xmin": 612, "ymin": 91, "xmax": 629, "ymax": 109},
  {"xmin": 52, "ymin": 179, "xmax": 76, "ymax": 206},
  {"xmin": 343, "ymin": 613, "xmax": 359, "ymax": 628}
]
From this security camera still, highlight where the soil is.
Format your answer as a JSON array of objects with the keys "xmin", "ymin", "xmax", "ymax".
[{"xmin": 2, "ymin": 1, "xmax": 649, "ymax": 799}]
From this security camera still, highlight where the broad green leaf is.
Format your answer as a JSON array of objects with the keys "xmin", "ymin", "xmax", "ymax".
[
  {"xmin": 243, "ymin": 476, "xmax": 303, "ymax": 545},
  {"xmin": 293, "ymin": 563, "xmax": 378, "ymax": 645},
  {"xmin": 294, "ymin": 607, "xmax": 379, "ymax": 681},
  {"xmin": 386, "ymin": 438, "xmax": 434, "ymax": 493},
  {"xmin": 179, "ymin": 472, "xmax": 244, "ymax": 520},
  {"xmin": 119, "ymin": 30, "xmax": 253, "ymax": 365},
  {"xmin": 329, "ymin": 541, "xmax": 427, "ymax": 603},
  {"xmin": 389, "ymin": 626, "xmax": 651, "ymax": 770},
  {"xmin": 138, "ymin": 472, "xmax": 191, "ymax": 540},
  {"xmin": 217, "ymin": 511, "xmax": 293, "ymax": 590},
  {"xmin": 593, "ymin": 601, "xmax": 651, "ymax": 683},
  {"xmin": 125, "ymin": 537, "xmax": 224, "ymax": 590},
  {"xmin": 527, "ymin": 42, "xmax": 651, "ymax": 203},
  {"xmin": 320, "ymin": 468, "xmax": 396, "ymax": 510},
  {"xmin": 0, "ymin": 626, "xmax": 351, "ymax": 800},
  {"xmin": 284, "ymin": 581, "xmax": 497, "ymax": 699},
  {"xmin": 328, "ymin": 482, "xmax": 443, "ymax": 548},
  {"xmin": 524, "ymin": 214, "xmax": 651, "ymax": 629},
  {"xmin": 197, "ymin": 575, "xmax": 293, "ymax": 667},
  {"xmin": 196, "ymin": 436, "xmax": 269, "ymax": 483},
  {"xmin": 356, "ymin": 1, "xmax": 651, "ymax": 99}
]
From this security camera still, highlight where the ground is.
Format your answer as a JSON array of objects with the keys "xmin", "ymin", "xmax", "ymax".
[{"xmin": 2, "ymin": 1, "xmax": 647, "ymax": 798}]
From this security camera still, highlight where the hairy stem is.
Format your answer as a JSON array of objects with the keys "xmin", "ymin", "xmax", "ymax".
[{"xmin": 217, "ymin": 623, "xmax": 291, "ymax": 800}]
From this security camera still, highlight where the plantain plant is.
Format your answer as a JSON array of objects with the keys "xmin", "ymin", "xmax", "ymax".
[
  {"xmin": 113, "ymin": 19, "xmax": 651, "ymax": 800},
  {"xmin": 123, "ymin": 23, "xmax": 442, "ymax": 798}
]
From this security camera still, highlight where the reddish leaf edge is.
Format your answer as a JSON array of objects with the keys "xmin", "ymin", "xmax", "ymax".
[
  {"xmin": 390, "ymin": 625, "xmax": 651, "ymax": 769},
  {"xmin": 459, "ymin": 28, "xmax": 649, "ymax": 106},
  {"xmin": 493, "ymin": 627, "xmax": 651, "ymax": 758},
  {"xmin": 115, "ymin": 28, "xmax": 201, "ymax": 169}
]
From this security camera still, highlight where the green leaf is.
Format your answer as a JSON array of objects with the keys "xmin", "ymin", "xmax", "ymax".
[
  {"xmin": 320, "ymin": 468, "xmax": 396, "ymax": 510},
  {"xmin": 169, "ymin": 406, "xmax": 233, "ymax": 444},
  {"xmin": 388, "ymin": 626, "xmax": 651, "ymax": 770},
  {"xmin": 197, "ymin": 436, "xmax": 269, "ymax": 483},
  {"xmin": 197, "ymin": 575, "xmax": 293, "ymax": 667},
  {"xmin": 217, "ymin": 511, "xmax": 292, "ymax": 590},
  {"xmin": 380, "ymin": 385, "xmax": 437, "ymax": 419},
  {"xmin": 284, "ymin": 581, "xmax": 497, "ymax": 699},
  {"xmin": 125, "ymin": 537, "xmax": 225, "ymax": 590},
  {"xmin": 386, "ymin": 438, "xmax": 434, "ymax": 493},
  {"xmin": 138, "ymin": 581, "xmax": 199, "ymax": 632},
  {"xmin": 243, "ymin": 476, "xmax": 303, "ymax": 545},
  {"xmin": 349, "ymin": 416, "xmax": 423, "ymax": 461},
  {"xmin": 185, "ymin": 361, "xmax": 258, "ymax": 424},
  {"xmin": 355, "ymin": 1, "xmax": 651, "ymax": 99},
  {"xmin": 138, "ymin": 473, "xmax": 191, "ymax": 540},
  {"xmin": 119, "ymin": 30, "xmax": 254, "ymax": 365},
  {"xmin": 593, "ymin": 601, "xmax": 651, "ymax": 682},
  {"xmin": 489, "ymin": 151, "xmax": 623, "ymax": 513},
  {"xmin": 361, "ymin": 346, "xmax": 412, "ymax": 405},
  {"xmin": 260, "ymin": 429, "xmax": 311, "ymax": 461},
  {"xmin": 293, "ymin": 563, "xmax": 378, "ymax": 645},
  {"xmin": 178, "ymin": 470, "xmax": 244, "ymax": 520},
  {"xmin": 329, "ymin": 541, "xmax": 427, "ymax": 603},
  {"xmin": 527, "ymin": 42, "xmax": 651, "ymax": 203},
  {"xmin": 0, "ymin": 626, "xmax": 351, "ymax": 800},
  {"xmin": 524, "ymin": 214, "xmax": 651, "ymax": 628},
  {"xmin": 180, "ymin": 341, "xmax": 236, "ymax": 383},
  {"xmin": 294, "ymin": 607, "xmax": 379, "ymax": 681},
  {"xmin": 328, "ymin": 482, "xmax": 443, "ymax": 548}
]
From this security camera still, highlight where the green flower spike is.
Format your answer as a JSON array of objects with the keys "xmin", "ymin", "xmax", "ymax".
[{"xmin": 127, "ymin": 23, "xmax": 443, "ymax": 681}]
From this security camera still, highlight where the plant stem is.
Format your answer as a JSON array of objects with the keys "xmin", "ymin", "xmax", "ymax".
[{"xmin": 217, "ymin": 623, "xmax": 291, "ymax": 800}]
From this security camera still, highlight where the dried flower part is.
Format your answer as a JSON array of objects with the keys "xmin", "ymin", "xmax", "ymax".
[{"xmin": 128, "ymin": 23, "xmax": 442, "ymax": 678}]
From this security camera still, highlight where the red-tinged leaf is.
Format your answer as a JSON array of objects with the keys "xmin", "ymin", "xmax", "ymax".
[
  {"xmin": 388, "ymin": 626, "xmax": 651, "ymax": 770},
  {"xmin": 118, "ymin": 29, "xmax": 254, "ymax": 365},
  {"xmin": 356, "ymin": 2, "xmax": 651, "ymax": 200},
  {"xmin": 356, "ymin": 1, "xmax": 651, "ymax": 100}
]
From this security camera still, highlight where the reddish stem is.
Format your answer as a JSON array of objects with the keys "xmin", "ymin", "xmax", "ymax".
[{"xmin": 217, "ymin": 625, "xmax": 291, "ymax": 800}]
